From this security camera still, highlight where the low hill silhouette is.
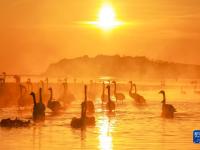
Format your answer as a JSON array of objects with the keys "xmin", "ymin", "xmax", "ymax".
[{"xmin": 44, "ymin": 55, "xmax": 200, "ymax": 79}]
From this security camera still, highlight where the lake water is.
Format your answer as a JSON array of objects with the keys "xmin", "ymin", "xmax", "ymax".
[{"xmin": 0, "ymin": 82, "xmax": 200, "ymax": 150}]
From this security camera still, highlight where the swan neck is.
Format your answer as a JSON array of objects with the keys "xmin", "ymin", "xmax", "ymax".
[
  {"xmin": 81, "ymin": 103, "xmax": 86, "ymax": 126},
  {"xmin": 162, "ymin": 93, "xmax": 166, "ymax": 103},
  {"xmin": 32, "ymin": 94, "xmax": 36, "ymax": 106}
]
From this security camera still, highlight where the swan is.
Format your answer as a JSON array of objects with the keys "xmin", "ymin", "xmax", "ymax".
[
  {"xmin": 18, "ymin": 84, "xmax": 32, "ymax": 108},
  {"xmin": 47, "ymin": 87, "xmax": 62, "ymax": 112},
  {"xmin": 59, "ymin": 81, "xmax": 75, "ymax": 106},
  {"xmin": 112, "ymin": 81, "xmax": 125, "ymax": 104},
  {"xmin": 101, "ymin": 81, "xmax": 108, "ymax": 104},
  {"xmin": 71, "ymin": 85, "xmax": 95, "ymax": 128},
  {"xmin": 13, "ymin": 75, "xmax": 21, "ymax": 84},
  {"xmin": 129, "ymin": 81, "xmax": 146, "ymax": 104},
  {"xmin": 0, "ymin": 118, "xmax": 30, "ymax": 127},
  {"xmin": 30, "ymin": 88, "xmax": 45, "ymax": 122},
  {"xmin": 159, "ymin": 90, "xmax": 176, "ymax": 118},
  {"xmin": 106, "ymin": 85, "xmax": 115, "ymax": 112},
  {"xmin": 26, "ymin": 78, "xmax": 33, "ymax": 92},
  {"xmin": 88, "ymin": 80, "xmax": 97, "ymax": 100}
]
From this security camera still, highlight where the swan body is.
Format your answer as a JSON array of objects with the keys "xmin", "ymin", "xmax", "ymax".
[
  {"xmin": 112, "ymin": 81, "xmax": 125, "ymax": 104},
  {"xmin": 0, "ymin": 118, "xmax": 30, "ymax": 127},
  {"xmin": 86, "ymin": 101, "xmax": 95, "ymax": 114},
  {"xmin": 47, "ymin": 87, "xmax": 62, "ymax": 112},
  {"xmin": 159, "ymin": 90, "xmax": 176, "ymax": 118},
  {"xmin": 129, "ymin": 81, "xmax": 146, "ymax": 104},
  {"xmin": 59, "ymin": 82, "xmax": 75, "ymax": 106},
  {"xmin": 71, "ymin": 85, "xmax": 95, "ymax": 128}
]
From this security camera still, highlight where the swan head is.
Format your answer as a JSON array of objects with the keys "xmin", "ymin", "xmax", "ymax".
[
  {"xmin": 159, "ymin": 90, "xmax": 165, "ymax": 94},
  {"xmin": 112, "ymin": 80, "xmax": 116, "ymax": 83},
  {"xmin": 159, "ymin": 90, "xmax": 165, "ymax": 103},
  {"xmin": 106, "ymin": 85, "xmax": 110, "ymax": 88},
  {"xmin": 48, "ymin": 87, "xmax": 52, "ymax": 91},
  {"xmin": 129, "ymin": 81, "xmax": 132, "ymax": 84},
  {"xmin": 30, "ymin": 92, "xmax": 35, "ymax": 96}
]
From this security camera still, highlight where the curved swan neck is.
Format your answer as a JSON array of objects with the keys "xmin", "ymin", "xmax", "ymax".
[
  {"xmin": 162, "ymin": 92, "xmax": 166, "ymax": 104},
  {"xmin": 31, "ymin": 93, "xmax": 36, "ymax": 106},
  {"xmin": 133, "ymin": 84, "xmax": 137, "ymax": 93}
]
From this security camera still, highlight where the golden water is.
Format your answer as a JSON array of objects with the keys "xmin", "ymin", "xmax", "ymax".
[{"xmin": 0, "ymin": 89, "xmax": 200, "ymax": 150}]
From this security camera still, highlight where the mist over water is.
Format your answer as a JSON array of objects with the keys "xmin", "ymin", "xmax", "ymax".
[{"xmin": 0, "ymin": 76, "xmax": 200, "ymax": 149}]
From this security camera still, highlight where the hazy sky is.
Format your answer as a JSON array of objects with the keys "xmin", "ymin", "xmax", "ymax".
[{"xmin": 0, "ymin": 0, "xmax": 200, "ymax": 74}]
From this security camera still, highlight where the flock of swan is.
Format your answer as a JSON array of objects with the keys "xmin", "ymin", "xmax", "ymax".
[{"xmin": 0, "ymin": 74, "xmax": 177, "ymax": 129}]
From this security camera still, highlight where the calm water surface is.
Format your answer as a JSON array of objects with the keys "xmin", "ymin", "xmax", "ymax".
[{"xmin": 0, "ymin": 89, "xmax": 200, "ymax": 150}]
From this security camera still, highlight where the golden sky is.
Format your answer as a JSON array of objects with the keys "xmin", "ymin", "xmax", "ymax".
[{"xmin": 0, "ymin": 0, "xmax": 200, "ymax": 74}]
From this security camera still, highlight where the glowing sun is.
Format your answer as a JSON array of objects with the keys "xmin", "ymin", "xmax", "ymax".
[{"xmin": 88, "ymin": 3, "xmax": 123, "ymax": 30}]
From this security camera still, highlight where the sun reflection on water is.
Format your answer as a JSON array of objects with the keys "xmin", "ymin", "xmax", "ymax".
[{"xmin": 98, "ymin": 117, "xmax": 114, "ymax": 150}]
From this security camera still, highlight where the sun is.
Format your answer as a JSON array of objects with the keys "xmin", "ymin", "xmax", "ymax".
[
  {"xmin": 97, "ymin": 4, "xmax": 122, "ymax": 30},
  {"xmin": 97, "ymin": 4, "xmax": 121, "ymax": 29},
  {"xmin": 87, "ymin": 3, "xmax": 123, "ymax": 30}
]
